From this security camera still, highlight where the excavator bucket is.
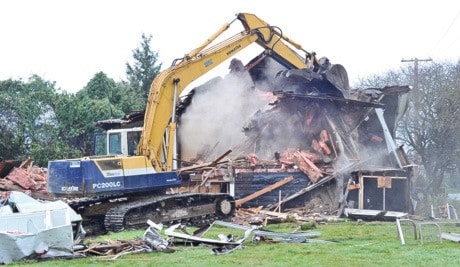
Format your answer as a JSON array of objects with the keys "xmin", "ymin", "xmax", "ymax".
[
  {"xmin": 324, "ymin": 64, "xmax": 350, "ymax": 98},
  {"xmin": 247, "ymin": 54, "xmax": 350, "ymax": 99},
  {"xmin": 272, "ymin": 62, "xmax": 350, "ymax": 98}
]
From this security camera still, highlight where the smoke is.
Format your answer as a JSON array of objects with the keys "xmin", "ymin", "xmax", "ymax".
[
  {"xmin": 178, "ymin": 65, "xmax": 270, "ymax": 162},
  {"xmin": 330, "ymin": 114, "xmax": 401, "ymax": 173}
]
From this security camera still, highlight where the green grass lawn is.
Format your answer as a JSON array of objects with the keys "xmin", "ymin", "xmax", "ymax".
[{"xmin": 10, "ymin": 220, "xmax": 460, "ymax": 267}]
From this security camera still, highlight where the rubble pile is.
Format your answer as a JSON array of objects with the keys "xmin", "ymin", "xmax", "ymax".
[
  {"xmin": 0, "ymin": 158, "xmax": 49, "ymax": 199},
  {"xmin": 233, "ymin": 205, "xmax": 339, "ymax": 226},
  {"xmin": 76, "ymin": 239, "xmax": 163, "ymax": 258},
  {"xmin": 178, "ymin": 57, "xmax": 414, "ymax": 217}
]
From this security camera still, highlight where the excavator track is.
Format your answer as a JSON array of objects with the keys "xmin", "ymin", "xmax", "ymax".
[{"xmin": 104, "ymin": 193, "xmax": 235, "ymax": 232}]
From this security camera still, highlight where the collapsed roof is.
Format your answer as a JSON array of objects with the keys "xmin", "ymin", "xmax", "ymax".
[
  {"xmin": 177, "ymin": 55, "xmax": 410, "ymax": 171},
  {"xmin": 176, "ymin": 53, "xmax": 413, "ymax": 215}
]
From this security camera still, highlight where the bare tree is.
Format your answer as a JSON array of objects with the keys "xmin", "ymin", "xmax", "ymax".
[
  {"xmin": 357, "ymin": 61, "xmax": 460, "ymax": 199},
  {"xmin": 402, "ymin": 61, "xmax": 460, "ymax": 196}
]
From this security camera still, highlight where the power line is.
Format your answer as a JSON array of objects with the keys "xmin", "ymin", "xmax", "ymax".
[
  {"xmin": 446, "ymin": 32, "xmax": 460, "ymax": 50},
  {"xmin": 429, "ymin": 11, "xmax": 460, "ymax": 55}
]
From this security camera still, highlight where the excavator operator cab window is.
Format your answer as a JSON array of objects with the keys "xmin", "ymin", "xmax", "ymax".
[
  {"xmin": 127, "ymin": 131, "xmax": 141, "ymax": 156},
  {"xmin": 108, "ymin": 132, "xmax": 122, "ymax": 155},
  {"xmin": 93, "ymin": 133, "xmax": 107, "ymax": 156}
]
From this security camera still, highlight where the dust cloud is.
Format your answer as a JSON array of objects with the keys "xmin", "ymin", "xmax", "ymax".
[
  {"xmin": 178, "ymin": 59, "xmax": 271, "ymax": 162},
  {"xmin": 178, "ymin": 57, "xmax": 398, "ymax": 172}
]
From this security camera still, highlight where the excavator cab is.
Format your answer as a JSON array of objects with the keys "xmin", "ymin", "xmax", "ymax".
[{"xmin": 93, "ymin": 127, "xmax": 142, "ymax": 156}]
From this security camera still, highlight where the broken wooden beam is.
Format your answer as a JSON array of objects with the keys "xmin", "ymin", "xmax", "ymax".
[
  {"xmin": 235, "ymin": 176, "xmax": 294, "ymax": 207},
  {"xmin": 266, "ymin": 174, "xmax": 336, "ymax": 211},
  {"xmin": 179, "ymin": 149, "xmax": 232, "ymax": 172},
  {"xmin": 210, "ymin": 149, "xmax": 232, "ymax": 167}
]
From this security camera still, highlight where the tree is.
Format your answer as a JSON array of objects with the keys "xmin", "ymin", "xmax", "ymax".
[
  {"xmin": 55, "ymin": 72, "xmax": 125, "ymax": 155},
  {"xmin": 400, "ymin": 61, "xmax": 460, "ymax": 196},
  {"xmin": 357, "ymin": 61, "xmax": 460, "ymax": 201},
  {"xmin": 0, "ymin": 35, "xmax": 162, "ymax": 164},
  {"xmin": 0, "ymin": 79, "xmax": 24, "ymax": 159},
  {"xmin": 0, "ymin": 124, "xmax": 21, "ymax": 160},
  {"xmin": 125, "ymin": 33, "xmax": 162, "ymax": 110},
  {"xmin": 0, "ymin": 75, "xmax": 78, "ymax": 166}
]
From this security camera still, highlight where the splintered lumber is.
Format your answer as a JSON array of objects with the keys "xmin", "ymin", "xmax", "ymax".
[
  {"xmin": 210, "ymin": 149, "xmax": 232, "ymax": 166},
  {"xmin": 293, "ymin": 150, "xmax": 323, "ymax": 183},
  {"xmin": 235, "ymin": 176, "xmax": 294, "ymax": 207},
  {"xmin": 19, "ymin": 158, "xmax": 33, "ymax": 169},
  {"xmin": 266, "ymin": 174, "xmax": 336, "ymax": 211},
  {"xmin": 259, "ymin": 210, "xmax": 311, "ymax": 222},
  {"xmin": 179, "ymin": 149, "xmax": 232, "ymax": 172},
  {"xmin": 266, "ymin": 162, "xmax": 361, "ymax": 211}
]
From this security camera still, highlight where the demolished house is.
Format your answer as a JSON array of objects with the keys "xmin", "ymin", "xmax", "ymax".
[
  {"xmin": 95, "ymin": 54, "xmax": 415, "ymax": 221},
  {"xmin": 175, "ymin": 55, "xmax": 415, "ymax": 220}
]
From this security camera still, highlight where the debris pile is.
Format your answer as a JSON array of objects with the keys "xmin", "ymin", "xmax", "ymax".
[
  {"xmin": 0, "ymin": 159, "xmax": 49, "ymax": 199},
  {"xmin": 162, "ymin": 220, "xmax": 327, "ymax": 255},
  {"xmin": 75, "ymin": 235, "xmax": 170, "ymax": 258},
  {"xmin": 75, "ymin": 218, "xmax": 328, "ymax": 260},
  {"xmin": 233, "ymin": 205, "xmax": 341, "ymax": 227},
  {"xmin": 177, "ymin": 56, "xmax": 415, "ymax": 217}
]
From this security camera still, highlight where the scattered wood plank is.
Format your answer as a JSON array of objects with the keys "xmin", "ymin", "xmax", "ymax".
[
  {"xmin": 266, "ymin": 174, "xmax": 336, "ymax": 210},
  {"xmin": 179, "ymin": 149, "xmax": 232, "ymax": 172},
  {"xmin": 235, "ymin": 176, "xmax": 294, "ymax": 207},
  {"xmin": 19, "ymin": 158, "xmax": 33, "ymax": 169},
  {"xmin": 259, "ymin": 210, "xmax": 310, "ymax": 222},
  {"xmin": 347, "ymin": 184, "xmax": 361, "ymax": 190}
]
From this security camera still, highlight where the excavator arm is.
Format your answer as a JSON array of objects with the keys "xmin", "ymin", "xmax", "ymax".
[{"xmin": 138, "ymin": 13, "xmax": 316, "ymax": 171}]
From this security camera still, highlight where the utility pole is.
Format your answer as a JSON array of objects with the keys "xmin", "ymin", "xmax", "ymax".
[
  {"xmin": 401, "ymin": 58, "xmax": 432, "ymax": 115},
  {"xmin": 401, "ymin": 58, "xmax": 432, "ymax": 91}
]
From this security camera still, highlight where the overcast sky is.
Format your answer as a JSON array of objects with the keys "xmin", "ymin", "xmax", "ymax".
[{"xmin": 1, "ymin": 0, "xmax": 459, "ymax": 93}]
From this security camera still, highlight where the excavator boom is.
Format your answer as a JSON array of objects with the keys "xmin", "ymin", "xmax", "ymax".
[{"xmin": 138, "ymin": 13, "xmax": 314, "ymax": 172}]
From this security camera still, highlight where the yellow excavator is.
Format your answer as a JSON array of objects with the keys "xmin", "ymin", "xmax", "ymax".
[{"xmin": 47, "ymin": 13, "xmax": 346, "ymax": 234}]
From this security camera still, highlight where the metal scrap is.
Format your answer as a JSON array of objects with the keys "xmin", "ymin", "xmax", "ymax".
[
  {"xmin": 164, "ymin": 221, "xmax": 249, "ymax": 255},
  {"xmin": 212, "ymin": 220, "xmax": 332, "ymax": 245},
  {"xmin": 165, "ymin": 221, "xmax": 254, "ymax": 255},
  {"xmin": 163, "ymin": 220, "xmax": 328, "ymax": 255},
  {"xmin": 76, "ymin": 220, "xmax": 175, "ymax": 259},
  {"xmin": 0, "ymin": 191, "xmax": 85, "ymax": 264},
  {"xmin": 143, "ymin": 220, "xmax": 173, "ymax": 252},
  {"xmin": 441, "ymin": 233, "xmax": 460, "ymax": 243},
  {"xmin": 346, "ymin": 208, "xmax": 408, "ymax": 221}
]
